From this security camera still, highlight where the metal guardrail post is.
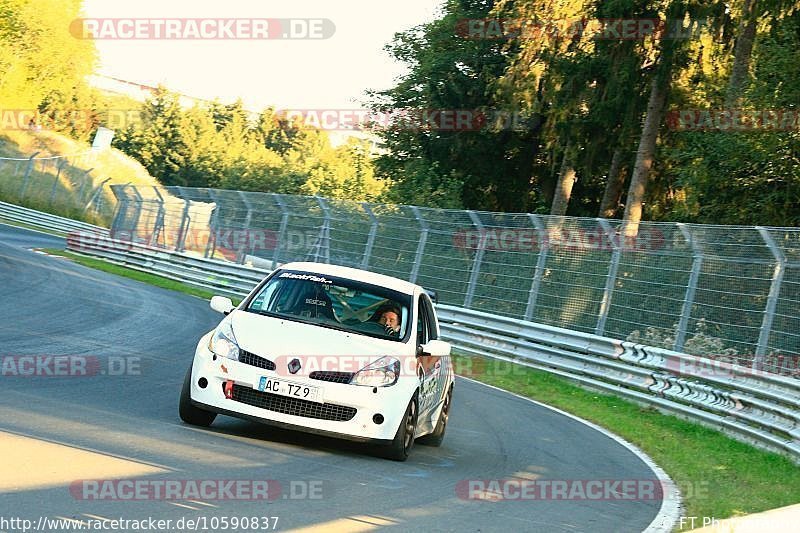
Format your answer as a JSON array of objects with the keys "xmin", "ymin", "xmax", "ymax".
[
  {"xmin": 237, "ymin": 191, "xmax": 253, "ymax": 264},
  {"xmin": 595, "ymin": 219, "xmax": 622, "ymax": 336},
  {"xmin": 272, "ymin": 195, "xmax": 289, "ymax": 269},
  {"xmin": 464, "ymin": 211, "xmax": 485, "ymax": 308},
  {"xmin": 675, "ymin": 224, "xmax": 704, "ymax": 351},
  {"xmin": 524, "ymin": 214, "xmax": 548, "ymax": 321},
  {"xmin": 409, "ymin": 206, "xmax": 428, "ymax": 284},
  {"xmin": 18, "ymin": 152, "xmax": 40, "ymax": 200},
  {"xmin": 755, "ymin": 227, "xmax": 786, "ymax": 368},
  {"xmin": 360, "ymin": 203, "xmax": 378, "ymax": 269},
  {"xmin": 314, "ymin": 196, "xmax": 331, "ymax": 264}
]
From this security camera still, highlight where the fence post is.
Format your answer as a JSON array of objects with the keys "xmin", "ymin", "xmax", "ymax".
[
  {"xmin": 313, "ymin": 196, "xmax": 331, "ymax": 264},
  {"xmin": 18, "ymin": 152, "xmax": 40, "ymax": 200},
  {"xmin": 129, "ymin": 185, "xmax": 144, "ymax": 242},
  {"xmin": 463, "ymin": 211, "xmax": 485, "ymax": 308},
  {"xmin": 754, "ymin": 227, "xmax": 786, "ymax": 369},
  {"xmin": 360, "ymin": 203, "xmax": 378, "ymax": 269},
  {"xmin": 174, "ymin": 188, "xmax": 192, "ymax": 253},
  {"xmin": 524, "ymin": 214, "xmax": 548, "ymax": 321},
  {"xmin": 75, "ymin": 168, "xmax": 93, "ymax": 208},
  {"xmin": 83, "ymin": 178, "xmax": 111, "ymax": 215},
  {"xmin": 205, "ymin": 189, "xmax": 221, "ymax": 259},
  {"xmin": 674, "ymin": 223, "xmax": 704, "ymax": 351},
  {"xmin": 48, "ymin": 160, "xmax": 67, "ymax": 206},
  {"xmin": 595, "ymin": 219, "xmax": 621, "ymax": 336},
  {"xmin": 272, "ymin": 195, "xmax": 289, "ymax": 269},
  {"xmin": 236, "ymin": 191, "xmax": 253, "ymax": 264},
  {"xmin": 149, "ymin": 187, "xmax": 166, "ymax": 247},
  {"xmin": 409, "ymin": 206, "xmax": 428, "ymax": 284}
]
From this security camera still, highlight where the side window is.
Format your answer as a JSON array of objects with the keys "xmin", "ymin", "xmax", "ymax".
[
  {"xmin": 417, "ymin": 298, "xmax": 429, "ymax": 346},
  {"xmin": 422, "ymin": 294, "xmax": 438, "ymax": 340}
]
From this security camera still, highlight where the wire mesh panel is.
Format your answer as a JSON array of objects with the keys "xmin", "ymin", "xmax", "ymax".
[{"xmin": 108, "ymin": 185, "xmax": 799, "ymax": 372}]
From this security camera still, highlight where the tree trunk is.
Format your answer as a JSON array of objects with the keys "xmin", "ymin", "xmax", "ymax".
[
  {"xmin": 622, "ymin": 75, "xmax": 670, "ymax": 232},
  {"xmin": 599, "ymin": 147, "xmax": 626, "ymax": 218},
  {"xmin": 550, "ymin": 144, "xmax": 576, "ymax": 216},
  {"xmin": 726, "ymin": 0, "xmax": 759, "ymax": 106}
]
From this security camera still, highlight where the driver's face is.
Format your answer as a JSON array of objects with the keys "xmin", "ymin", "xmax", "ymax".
[{"xmin": 379, "ymin": 311, "xmax": 400, "ymax": 330}]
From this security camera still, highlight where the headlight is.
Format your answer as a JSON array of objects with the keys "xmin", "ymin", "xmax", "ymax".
[
  {"xmin": 207, "ymin": 319, "xmax": 240, "ymax": 361},
  {"xmin": 350, "ymin": 357, "xmax": 401, "ymax": 387}
]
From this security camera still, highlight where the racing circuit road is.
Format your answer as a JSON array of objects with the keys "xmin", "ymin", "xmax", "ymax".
[{"xmin": 0, "ymin": 224, "xmax": 673, "ymax": 532}]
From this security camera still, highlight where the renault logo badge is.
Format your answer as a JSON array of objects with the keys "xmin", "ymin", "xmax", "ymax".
[{"xmin": 288, "ymin": 358, "xmax": 301, "ymax": 374}]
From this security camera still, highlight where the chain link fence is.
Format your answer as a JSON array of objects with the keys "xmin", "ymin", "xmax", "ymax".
[
  {"xmin": 0, "ymin": 151, "xmax": 113, "ymax": 223},
  {"xmin": 108, "ymin": 184, "xmax": 800, "ymax": 375}
]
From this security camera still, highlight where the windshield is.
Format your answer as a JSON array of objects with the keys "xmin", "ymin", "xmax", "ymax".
[{"xmin": 245, "ymin": 270, "xmax": 412, "ymax": 342}]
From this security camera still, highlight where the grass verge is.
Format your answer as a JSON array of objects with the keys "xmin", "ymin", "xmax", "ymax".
[{"xmin": 40, "ymin": 245, "xmax": 800, "ymax": 527}]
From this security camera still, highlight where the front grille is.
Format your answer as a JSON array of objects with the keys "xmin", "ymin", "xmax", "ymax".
[
  {"xmin": 309, "ymin": 371, "xmax": 355, "ymax": 384},
  {"xmin": 231, "ymin": 384, "xmax": 357, "ymax": 422},
  {"xmin": 238, "ymin": 350, "xmax": 276, "ymax": 371}
]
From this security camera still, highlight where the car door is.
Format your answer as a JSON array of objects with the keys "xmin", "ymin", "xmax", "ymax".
[{"xmin": 416, "ymin": 294, "xmax": 446, "ymax": 419}]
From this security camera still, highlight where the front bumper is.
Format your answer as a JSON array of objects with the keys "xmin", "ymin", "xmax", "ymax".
[{"xmin": 189, "ymin": 334, "xmax": 415, "ymax": 442}]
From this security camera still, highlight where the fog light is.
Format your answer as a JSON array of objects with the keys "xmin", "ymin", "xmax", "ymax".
[
  {"xmin": 198, "ymin": 377, "xmax": 208, "ymax": 389},
  {"xmin": 373, "ymin": 414, "xmax": 384, "ymax": 425}
]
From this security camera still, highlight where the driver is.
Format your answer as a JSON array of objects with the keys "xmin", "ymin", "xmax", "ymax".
[{"xmin": 378, "ymin": 306, "xmax": 402, "ymax": 336}]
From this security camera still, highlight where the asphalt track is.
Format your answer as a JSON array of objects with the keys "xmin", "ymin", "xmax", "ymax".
[{"xmin": 0, "ymin": 223, "xmax": 672, "ymax": 532}]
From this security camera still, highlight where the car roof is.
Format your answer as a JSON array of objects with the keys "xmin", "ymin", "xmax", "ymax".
[{"xmin": 278, "ymin": 262, "xmax": 420, "ymax": 296}]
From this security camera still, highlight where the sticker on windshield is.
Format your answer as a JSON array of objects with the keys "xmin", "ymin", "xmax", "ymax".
[{"xmin": 279, "ymin": 272, "xmax": 333, "ymax": 284}]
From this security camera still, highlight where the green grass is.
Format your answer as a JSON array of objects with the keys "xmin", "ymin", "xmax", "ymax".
[
  {"xmin": 454, "ymin": 354, "xmax": 800, "ymax": 525},
  {"xmin": 37, "ymin": 245, "xmax": 800, "ymax": 527}
]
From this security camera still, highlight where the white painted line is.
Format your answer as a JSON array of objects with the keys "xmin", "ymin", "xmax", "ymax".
[{"xmin": 166, "ymin": 501, "xmax": 201, "ymax": 511}]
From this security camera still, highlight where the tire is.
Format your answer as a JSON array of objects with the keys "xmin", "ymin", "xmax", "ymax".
[
  {"xmin": 179, "ymin": 362, "xmax": 217, "ymax": 427},
  {"xmin": 418, "ymin": 385, "xmax": 452, "ymax": 447},
  {"xmin": 383, "ymin": 396, "xmax": 418, "ymax": 461}
]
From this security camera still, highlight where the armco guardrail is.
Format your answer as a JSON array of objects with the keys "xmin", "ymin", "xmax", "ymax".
[
  {"xmin": 65, "ymin": 231, "xmax": 266, "ymax": 299},
  {"xmin": 0, "ymin": 200, "xmax": 107, "ymax": 236},
  {"xmin": 63, "ymin": 229, "xmax": 800, "ymax": 462}
]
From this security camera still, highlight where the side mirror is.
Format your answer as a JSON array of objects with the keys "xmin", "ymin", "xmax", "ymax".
[
  {"xmin": 419, "ymin": 339, "xmax": 451, "ymax": 357},
  {"xmin": 210, "ymin": 296, "xmax": 234, "ymax": 315}
]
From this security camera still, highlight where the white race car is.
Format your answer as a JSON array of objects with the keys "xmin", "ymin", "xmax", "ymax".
[{"xmin": 179, "ymin": 262, "xmax": 454, "ymax": 461}]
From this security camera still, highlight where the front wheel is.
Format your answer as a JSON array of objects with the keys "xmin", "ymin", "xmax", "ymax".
[
  {"xmin": 179, "ymin": 362, "xmax": 217, "ymax": 427},
  {"xmin": 383, "ymin": 396, "xmax": 418, "ymax": 461},
  {"xmin": 418, "ymin": 385, "xmax": 452, "ymax": 447}
]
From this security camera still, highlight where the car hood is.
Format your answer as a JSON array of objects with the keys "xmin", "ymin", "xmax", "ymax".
[{"xmin": 229, "ymin": 310, "xmax": 409, "ymax": 359}]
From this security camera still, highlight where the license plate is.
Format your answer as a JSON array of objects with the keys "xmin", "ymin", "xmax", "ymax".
[{"xmin": 256, "ymin": 377, "xmax": 323, "ymax": 403}]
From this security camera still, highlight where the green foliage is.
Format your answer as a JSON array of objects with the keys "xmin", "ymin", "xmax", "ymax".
[
  {"xmin": 112, "ymin": 90, "xmax": 385, "ymax": 202},
  {"xmin": 0, "ymin": 0, "xmax": 96, "ymax": 109},
  {"xmin": 369, "ymin": 0, "xmax": 542, "ymax": 212}
]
